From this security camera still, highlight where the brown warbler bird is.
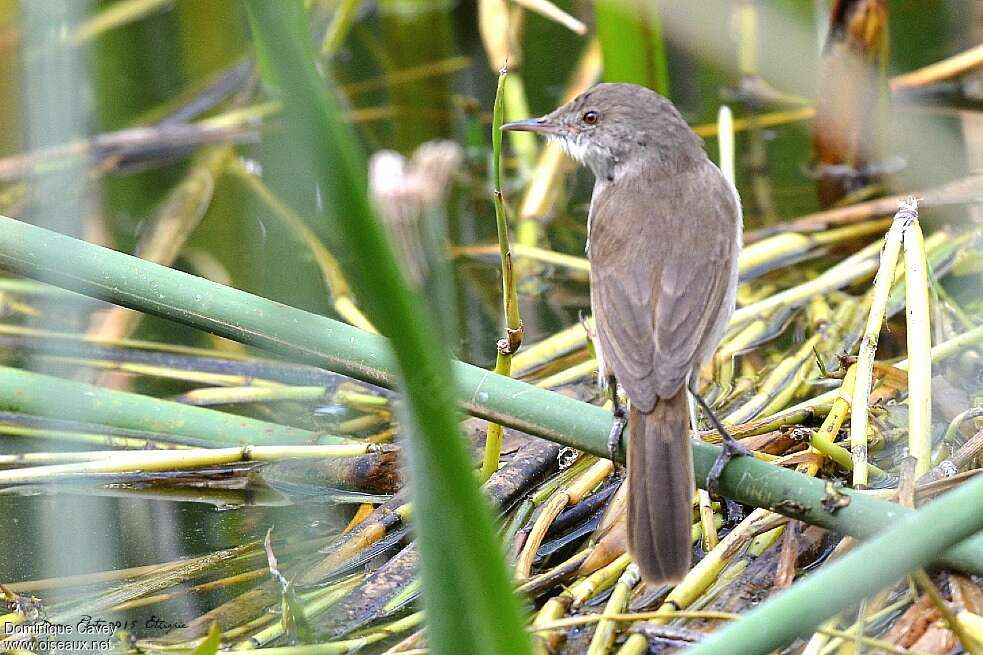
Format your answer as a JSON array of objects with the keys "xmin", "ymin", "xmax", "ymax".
[{"xmin": 503, "ymin": 83, "xmax": 744, "ymax": 584}]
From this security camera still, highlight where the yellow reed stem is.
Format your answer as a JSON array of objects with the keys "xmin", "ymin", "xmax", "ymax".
[
  {"xmin": 516, "ymin": 458, "xmax": 613, "ymax": 579},
  {"xmin": 956, "ymin": 611, "xmax": 983, "ymax": 646},
  {"xmin": 699, "ymin": 489, "xmax": 720, "ymax": 551},
  {"xmin": 515, "ymin": 492, "xmax": 568, "ymax": 580},
  {"xmin": 568, "ymin": 552, "xmax": 633, "ymax": 607},
  {"xmin": 466, "ymin": 216, "xmax": 892, "ymax": 286},
  {"xmin": 850, "ymin": 201, "xmax": 913, "ymax": 487},
  {"xmin": 175, "ymin": 384, "xmax": 326, "ymax": 405},
  {"xmin": 481, "ymin": 357, "xmax": 510, "ymax": 481},
  {"xmin": 511, "ymin": 320, "xmax": 592, "ymax": 377},
  {"xmin": 615, "ymin": 634, "xmax": 651, "ymax": 655},
  {"xmin": 692, "ymin": 106, "xmax": 816, "ymax": 138},
  {"xmin": 586, "ymin": 564, "xmax": 639, "ymax": 655},
  {"xmin": 0, "ymin": 444, "xmax": 371, "ymax": 484},
  {"xmin": 724, "ymin": 334, "xmax": 821, "ymax": 424},
  {"xmin": 748, "ymin": 525, "xmax": 786, "ymax": 557},
  {"xmin": 535, "ymin": 358, "xmax": 597, "ymax": 389},
  {"xmin": 733, "ymin": 238, "xmax": 884, "ymax": 327},
  {"xmin": 715, "ymin": 312, "xmax": 773, "ymax": 364},
  {"xmin": 531, "ymin": 595, "xmax": 572, "ymax": 655},
  {"xmin": 320, "ymin": 0, "xmax": 362, "ymax": 56},
  {"xmin": 810, "ymin": 365, "xmax": 872, "ymax": 475},
  {"xmin": 890, "ymin": 43, "xmax": 983, "ymax": 91},
  {"xmin": 453, "ymin": 243, "xmax": 591, "ymax": 273},
  {"xmin": 511, "ymin": 223, "xmax": 903, "ymax": 376},
  {"xmin": 912, "ymin": 569, "xmax": 983, "ymax": 655},
  {"xmin": 71, "ymin": 0, "xmax": 172, "ymax": 44},
  {"xmin": 651, "ymin": 508, "xmax": 786, "ymax": 623},
  {"xmin": 902, "ymin": 211, "xmax": 933, "ymax": 477}
]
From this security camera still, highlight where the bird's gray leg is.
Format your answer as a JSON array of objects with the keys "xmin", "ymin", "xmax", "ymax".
[
  {"xmin": 688, "ymin": 382, "xmax": 750, "ymax": 498},
  {"xmin": 607, "ymin": 374, "xmax": 627, "ymax": 462},
  {"xmin": 687, "ymin": 393, "xmax": 700, "ymax": 436}
]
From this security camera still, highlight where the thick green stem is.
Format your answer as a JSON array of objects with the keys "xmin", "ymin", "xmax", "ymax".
[
  {"xmin": 683, "ymin": 473, "xmax": 983, "ymax": 655},
  {"xmin": 0, "ymin": 365, "xmax": 330, "ymax": 446},
  {"xmin": 244, "ymin": 5, "xmax": 532, "ymax": 654},
  {"xmin": 0, "ymin": 215, "xmax": 981, "ymax": 575}
]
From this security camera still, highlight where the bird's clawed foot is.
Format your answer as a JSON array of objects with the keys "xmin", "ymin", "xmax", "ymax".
[
  {"xmin": 690, "ymin": 385, "xmax": 751, "ymax": 498},
  {"xmin": 607, "ymin": 405, "xmax": 627, "ymax": 462},
  {"xmin": 705, "ymin": 431, "xmax": 751, "ymax": 498},
  {"xmin": 607, "ymin": 374, "xmax": 626, "ymax": 462}
]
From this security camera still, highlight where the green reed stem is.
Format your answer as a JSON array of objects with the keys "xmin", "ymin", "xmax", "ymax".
[
  {"xmin": 0, "ymin": 214, "xmax": 982, "ymax": 575},
  {"xmin": 684, "ymin": 472, "xmax": 983, "ymax": 655},
  {"xmin": 481, "ymin": 66, "xmax": 524, "ymax": 482},
  {"xmin": 243, "ymin": 5, "xmax": 533, "ymax": 655},
  {"xmin": 0, "ymin": 365, "xmax": 328, "ymax": 446}
]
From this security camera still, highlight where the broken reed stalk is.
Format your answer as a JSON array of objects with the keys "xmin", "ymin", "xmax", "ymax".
[
  {"xmin": 0, "ymin": 425, "xmax": 195, "ymax": 452},
  {"xmin": 515, "ymin": 458, "xmax": 614, "ymax": 579},
  {"xmin": 586, "ymin": 565, "xmax": 640, "ymax": 655},
  {"xmin": 902, "ymin": 209, "xmax": 933, "ymax": 477},
  {"xmin": 807, "ymin": 364, "xmax": 885, "ymax": 476},
  {"xmin": 173, "ymin": 384, "xmax": 333, "ymax": 406},
  {"xmin": 850, "ymin": 199, "xmax": 913, "ymax": 487},
  {"xmin": 481, "ymin": 66, "xmax": 525, "ymax": 482},
  {"xmin": 226, "ymin": 612, "xmax": 424, "ymax": 655},
  {"xmin": 510, "ymin": 319, "xmax": 591, "ymax": 376},
  {"xmin": 453, "ymin": 242, "xmax": 590, "ymax": 274},
  {"xmin": 226, "ymin": 578, "xmax": 366, "ymax": 649},
  {"xmin": 655, "ymin": 509, "xmax": 786, "ymax": 622},
  {"xmin": 738, "ymin": 219, "xmax": 892, "ymax": 280},
  {"xmin": 732, "ymin": 237, "xmax": 884, "ymax": 328},
  {"xmin": 724, "ymin": 333, "xmax": 821, "ymax": 425},
  {"xmin": 1, "ymin": 215, "xmax": 982, "ymax": 574}
]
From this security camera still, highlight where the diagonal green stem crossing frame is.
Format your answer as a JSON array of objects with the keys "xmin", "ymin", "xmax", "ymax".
[{"xmin": 0, "ymin": 213, "xmax": 980, "ymax": 575}]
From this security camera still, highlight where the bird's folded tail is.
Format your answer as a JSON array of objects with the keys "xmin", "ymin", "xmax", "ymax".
[{"xmin": 628, "ymin": 387, "xmax": 694, "ymax": 584}]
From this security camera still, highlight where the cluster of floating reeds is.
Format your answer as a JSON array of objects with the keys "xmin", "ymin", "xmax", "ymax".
[
  {"xmin": 1, "ymin": 185, "xmax": 979, "ymax": 653},
  {"xmin": 0, "ymin": 1, "xmax": 980, "ymax": 655}
]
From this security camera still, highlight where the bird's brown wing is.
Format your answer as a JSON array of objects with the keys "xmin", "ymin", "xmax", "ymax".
[{"xmin": 589, "ymin": 163, "xmax": 739, "ymax": 412}]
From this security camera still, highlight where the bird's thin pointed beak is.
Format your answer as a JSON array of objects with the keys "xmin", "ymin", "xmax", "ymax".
[{"xmin": 500, "ymin": 117, "xmax": 563, "ymax": 135}]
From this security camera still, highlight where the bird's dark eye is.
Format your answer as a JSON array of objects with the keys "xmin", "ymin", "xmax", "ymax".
[{"xmin": 583, "ymin": 110, "xmax": 599, "ymax": 125}]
